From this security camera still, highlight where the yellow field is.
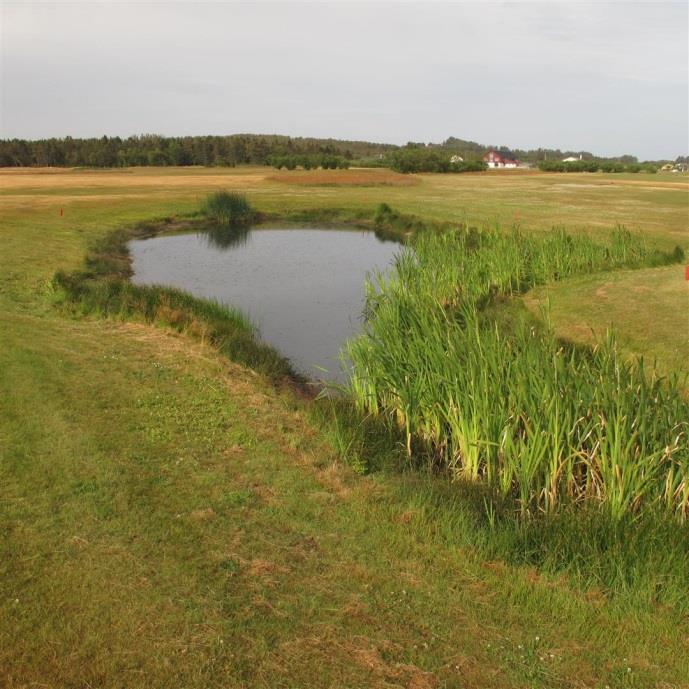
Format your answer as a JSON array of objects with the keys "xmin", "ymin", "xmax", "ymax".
[
  {"xmin": 2, "ymin": 167, "xmax": 686, "ymax": 250},
  {"xmin": 267, "ymin": 168, "xmax": 420, "ymax": 186}
]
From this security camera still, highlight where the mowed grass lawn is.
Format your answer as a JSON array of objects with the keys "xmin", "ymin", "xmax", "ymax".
[
  {"xmin": 527, "ymin": 264, "xmax": 689, "ymax": 380},
  {"xmin": 1, "ymin": 167, "xmax": 688, "ymax": 688}
]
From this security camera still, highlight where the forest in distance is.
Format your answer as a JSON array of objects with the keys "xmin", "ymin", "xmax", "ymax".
[{"xmin": 2, "ymin": 132, "xmax": 684, "ymax": 169}]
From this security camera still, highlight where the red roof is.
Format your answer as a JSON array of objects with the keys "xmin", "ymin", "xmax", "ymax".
[{"xmin": 483, "ymin": 150, "xmax": 519, "ymax": 165}]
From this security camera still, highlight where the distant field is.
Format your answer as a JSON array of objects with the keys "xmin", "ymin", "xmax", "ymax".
[
  {"xmin": 267, "ymin": 168, "xmax": 419, "ymax": 186},
  {"xmin": 2, "ymin": 166, "xmax": 686, "ymax": 247},
  {"xmin": 2, "ymin": 166, "xmax": 688, "ymax": 688}
]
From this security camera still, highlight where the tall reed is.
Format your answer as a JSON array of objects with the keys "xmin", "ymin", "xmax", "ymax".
[{"xmin": 346, "ymin": 225, "xmax": 688, "ymax": 521}]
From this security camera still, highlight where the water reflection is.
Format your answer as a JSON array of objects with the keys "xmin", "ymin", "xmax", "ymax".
[
  {"xmin": 129, "ymin": 227, "xmax": 400, "ymax": 381},
  {"xmin": 201, "ymin": 225, "xmax": 251, "ymax": 250}
]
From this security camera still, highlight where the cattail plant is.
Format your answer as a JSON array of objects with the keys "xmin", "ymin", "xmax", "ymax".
[{"xmin": 345, "ymin": 223, "xmax": 688, "ymax": 521}]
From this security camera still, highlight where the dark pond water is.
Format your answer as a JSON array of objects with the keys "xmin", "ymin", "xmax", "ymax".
[{"xmin": 129, "ymin": 227, "xmax": 400, "ymax": 381}]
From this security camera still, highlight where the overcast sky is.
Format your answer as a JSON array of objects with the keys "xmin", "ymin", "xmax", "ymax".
[{"xmin": 1, "ymin": 1, "xmax": 687, "ymax": 159}]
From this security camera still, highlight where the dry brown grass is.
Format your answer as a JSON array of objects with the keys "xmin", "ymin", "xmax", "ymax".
[
  {"xmin": 595, "ymin": 177, "xmax": 688, "ymax": 190},
  {"xmin": 0, "ymin": 166, "xmax": 268, "ymax": 191},
  {"xmin": 267, "ymin": 168, "xmax": 421, "ymax": 187}
]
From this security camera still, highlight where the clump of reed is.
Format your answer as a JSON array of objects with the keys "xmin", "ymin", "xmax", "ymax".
[
  {"xmin": 346, "ymin": 224, "xmax": 688, "ymax": 522},
  {"xmin": 203, "ymin": 191, "xmax": 257, "ymax": 226}
]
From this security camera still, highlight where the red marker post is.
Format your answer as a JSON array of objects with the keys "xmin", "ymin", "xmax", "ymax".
[{"xmin": 685, "ymin": 265, "xmax": 689, "ymax": 281}]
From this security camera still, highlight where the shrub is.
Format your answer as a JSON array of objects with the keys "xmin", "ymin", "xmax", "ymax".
[
  {"xmin": 203, "ymin": 191, "xmax": 257, "ymax": 226},
  {"xmin": 538, "ymin": 160, "xmax": 566, "ymax": 172},
  {"xmin": 389, "ymin": 148, "xmax": 486, "ymax": 174},
  {"xmin": 599, "ymin": 161, "xmax": 625, "ymax": 173},
  {"xmin": 269, "ymin": 154, "xmax": 350, "ymax": 170}
]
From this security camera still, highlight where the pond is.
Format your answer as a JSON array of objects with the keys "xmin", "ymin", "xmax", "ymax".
[{"xmin": 129, "ymin": 227, "xmax": 400, "ymax": 381}]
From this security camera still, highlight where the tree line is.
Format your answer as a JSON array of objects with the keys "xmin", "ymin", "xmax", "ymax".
[
  {"xmin": 423, "ymin": 137, "xmax": 644, "ymax": 165},
  {"xmin": 0, "ymin": 134, "xmax": 395, "ymax": 168},
  {"xmin": 537, "ymin": 160, "xmax": 659, "ymax": 173},
  {"xmin": 268, "ymin": 154, "xmax": 350, "ymax": 170},
  {"xmin": 388, "ymin": 148, "xmax": 486, "ymax": 173},
  {"xmin": 1, "ymin": 132, "xmax": 681, "ymax": 170}
]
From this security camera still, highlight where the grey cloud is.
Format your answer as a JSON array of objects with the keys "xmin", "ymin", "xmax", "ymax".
[{"xmin": 1, "ymin": 1, "xmax": 687, "ymax": 158}]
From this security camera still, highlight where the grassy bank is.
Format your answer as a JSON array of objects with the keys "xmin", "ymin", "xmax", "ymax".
[
  {"xmin": 339, "ymin": 220, "xmax": 688, "ymax": 608},
  {"xmin": 2, "ymin": 167, "xmax": 689, "ymax": 688},
  {"xmin": 48, "ymin": 198, "xmax": 409, "ymax": 387},
  {"xmin": 52, "ymin": 216, "xmax": 297, "ymax": 385},
  {"xmin": 6, "ymin": 314, "xmax": 689, "ymax": 688}
]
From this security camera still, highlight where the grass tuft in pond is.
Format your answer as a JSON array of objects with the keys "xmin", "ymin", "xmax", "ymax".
[{"xmin": 202, "ymin": 191, "xmax": 257, "ymax": 227}]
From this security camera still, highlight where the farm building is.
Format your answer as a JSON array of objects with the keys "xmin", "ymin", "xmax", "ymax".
[
  {"xmin": 562, "ymin": 155, "xmax": 583, "ymax": 162},
  {"xmin": 483, "ymin": 150, "xmax": 519, "ymax": 168}
]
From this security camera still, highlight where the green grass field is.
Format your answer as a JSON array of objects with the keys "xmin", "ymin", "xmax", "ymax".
[
  {"xmin": 1, "ymin": 166, "xmax": 688, "ymax": 688},
  {"xmin": 527, "ymin": 264, "xmax": 689, "ymax": 379}
]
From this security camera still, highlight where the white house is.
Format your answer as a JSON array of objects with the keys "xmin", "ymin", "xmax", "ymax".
[
  {"xmin": 450, "ymin": 155, "xmax": 464, "ymax": 164},
  {"xmin": 562, "ymin": 155, "xmax": 583, "ymax": 162}
]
